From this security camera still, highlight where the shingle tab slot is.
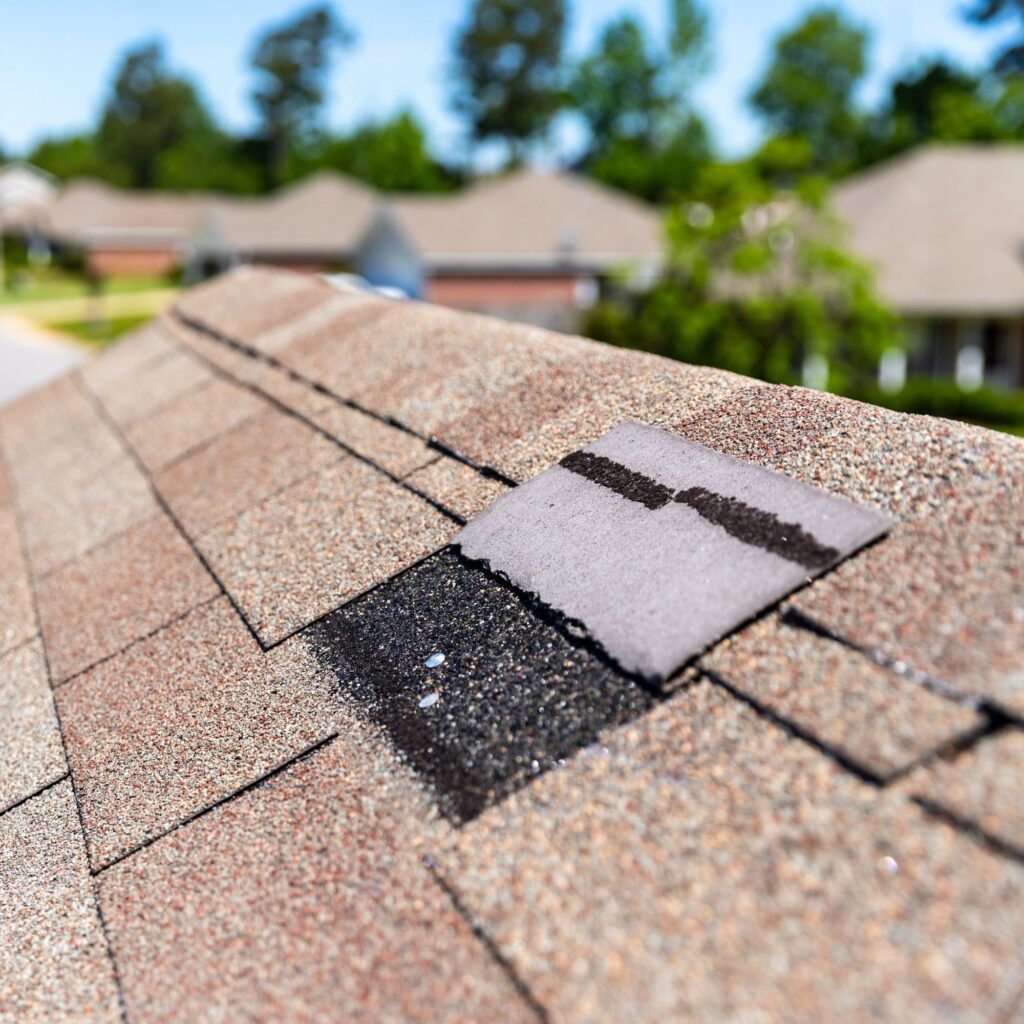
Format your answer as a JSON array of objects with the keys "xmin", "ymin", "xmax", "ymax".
[{"xmin": 456, "ymin": 421, "xmax": 892, "ymax": 684}]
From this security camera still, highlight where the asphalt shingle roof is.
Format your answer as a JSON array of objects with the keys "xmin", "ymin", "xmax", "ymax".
[{"xmin": 1, "ymin": 265, "xmax": 1022, "ymax": 1023}]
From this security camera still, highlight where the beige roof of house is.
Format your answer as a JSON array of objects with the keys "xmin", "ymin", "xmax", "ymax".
[
  {"xmin": 48, "ymin": 179, "xmax": 208, "ymax": 245},
  {"xmin": 196, "ymin": 171, "xmax": 378, "ymax": 259},
  {"xmin": 385, "ymin": 169, "xmax": 664, "ymax": 271},
  {"xmin": 834, "ymin": 144, "xmax": 1024, "ymax": 317}
]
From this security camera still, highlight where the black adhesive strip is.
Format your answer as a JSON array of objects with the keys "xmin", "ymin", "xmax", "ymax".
[
  {"xmin": 559, "ymin": 448, "xmax": 840, "ymax": 570},
  {"xmin": 559, "ymin": 450, "xmax": 673, "ymax": 510},
  {"xmin": 675, "ymin": 486, "xmax": 840, "ymax": 570}
]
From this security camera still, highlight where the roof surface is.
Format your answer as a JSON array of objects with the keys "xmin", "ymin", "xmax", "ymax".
[
  {"xmin": 48, "ymin": 179, "xmax": 209, "ymax": 243},
  {"xmin": 1, "ymin": 266, "xmax": 1023, "ymax": 1023},
  {"xmin": 195, "ymin": 171, "xmax": 379, "ymax": 257},
  {"xmin": 834, "ymin": 143, "xmax": 1024, "ymax": 316},
  {"xmin": 385, "ymin": 169, "xmax": 663, "ymax": 270}
]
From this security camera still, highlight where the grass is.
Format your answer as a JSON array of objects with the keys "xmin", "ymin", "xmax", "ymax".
[
  {"xmin": 0, "ymin": 271, "xmax": 176, "ymax": 307},
  {"xmin": 56, "ymin": 313, "xmax": 154, "ymax": 345}
]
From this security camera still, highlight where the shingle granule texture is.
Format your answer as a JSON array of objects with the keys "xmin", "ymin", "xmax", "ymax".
[
  {"xmin": 404, "ymin": 455, "xmax": 511, "ymax": 520},
  {"xmin": 154, "ymin": 406, "xmax": 339, "ymax": 536},
  {"xmin": 0, "ymin": 782, "xmax": 121, "ymax": 1024},
  {"xmin": 124, "ymin": 375, "xmax": 266, "ymax": 473},
  {"xmin": 307, "ymin": 401, "xmax": 435, "ymax": 477},
  {"xmin": 196, "ymin": 455, "xmax": 458, "ymax": 644},
  {"xmin": 36, "ymin": 512, "xmax": 218, "ymax": 684},
  {"xmin": 309, "ymin": 548, "xmax": 653, "ymax": 822},
  {"xmin": 438, "ymin": 680, "xmax": 1024, "ymax": 1023},
  {"xmin": 57, "ymin": 597, "xmax": 341, "ymax": 870},
  {"xmin": 702, "ymin": 613, "xmax": 981, "ymax": 779},
  {"xmin": 0, "ymin": 639, "xmax": 65, "ymax": 811},
  {"xmin": 906, "ymin": 728, "xmax": 1024, "ymax": 853},
  {"xmin": 98, "ymin": 709, "xmax": 541, "ymax": 1024},
  {"xmin": 0, "ymin": 577, "xmax": 35, "ymax": 658}
]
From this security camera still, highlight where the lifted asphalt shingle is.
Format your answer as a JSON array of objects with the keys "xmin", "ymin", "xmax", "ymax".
[
  {"xmin": 456, "ymin": 421, "xmax": 892, "ymax": 685},
  {"xmin": 308, "ymin": 548, "xmax": 653, "ymax": 823}
]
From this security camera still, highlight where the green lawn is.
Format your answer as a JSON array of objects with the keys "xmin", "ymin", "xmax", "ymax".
[
  {"xmin": 57, "ymin": 313, "xmax": 154, "ymax": 345},
  {"xmin": 0, "ymin": 272, "xmax": 175, "ymax": 306}
]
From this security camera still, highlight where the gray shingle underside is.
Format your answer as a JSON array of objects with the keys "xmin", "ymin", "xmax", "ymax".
[{"xmin": 456, "ymin": 421, "xmax": 892, "ymax": 682}]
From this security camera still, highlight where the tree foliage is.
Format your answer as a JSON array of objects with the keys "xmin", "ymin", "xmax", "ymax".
[
  {"xmin": 292, "ymin": 110, "xmax": 459, "ymax": 191},
  {"xmin": 570, "ymin": 0, "xmax": 711, "ymax": 201},
  {"xmin": 584, "ymin": 162, "xmax": 899, "ymax": 390},
  {"xmin": 966, "ymin": 0, "xmax": 1024, "ymax": 75},
  {"xmin": 450, "ymin": 0, "xmax": 567, "ymax": 157},
  {"xmin": 96, "ymin": 41, "xmax": 217, "ymax": 188},
  {"xmin": 250, "ymin": 5, "xmax": 354, "ymax": 187},
  {"xmin": 749, "ymin": 6, "xmax": 869, "ymax": 172}
]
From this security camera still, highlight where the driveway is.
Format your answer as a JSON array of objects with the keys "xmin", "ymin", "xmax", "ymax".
[{"xmin": 0, "ymin": 315, "xmax": 89, "ymax": 406}]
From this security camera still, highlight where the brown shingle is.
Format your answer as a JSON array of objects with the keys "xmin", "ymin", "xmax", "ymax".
[
  {"xmin": 0, "ymin": 781, "xmax": 122, "ymax": 1023},
  {"xmin": 702, "ymin": 614, "xmax": 981, "ymax": 779},
  {"xmin": 56, "ymin": 599, "xmax": 340, "ymax": 870},
  {"xmin": 907, "ymin": 729, "xmax": 1024, "ymax": 853},
  {"xmin": 404, "ymin": 456, "xmax": 511, "ymax": 519},
  {"xmin": 154, "ymin": 407, "xmax": 339, "ymax": 537},
  {"xmin": 196, "ymin": 456, "xmax": 457, "ymax": 644},
  {"xmin": 0, "ymin": 577, "xmax": 36, "ymax": 658},
  {"xmin": 98, "ymin": 710, "xmax": 539, "ymax": 1024},
  {"xmin": 438, "ymin": 680, "xmax": 1024, "ymax": 1023},
  {"xmin": 37, "ymin": 512, "xmax": 218, "ymax": 683},
  {"xmin": 124, "ymin": 376, "xmax": 267, "ymax": 473},
  {"xmin": 0, "ymin": 639, "xmax": 64, "ymax": 811}
]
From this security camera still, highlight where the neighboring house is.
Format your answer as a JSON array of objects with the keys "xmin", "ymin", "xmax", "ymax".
[
  {"xmin": 192, "ymin": 171, "xmax": 378, "ymax": 274},
  {"xmin": 48, "ymin": 179, "xmax": 206, "ymax": 277},
  {"xmin": 835, "ymin": 144, "xmax": 1024, "ymax": 389},
  {"xmin": 357, "ymin": 169, "xmax": 664, "ymax": 331},
  {"xmin": 0, "ymin": 161, "xmax": 58, "ymax": 236}
]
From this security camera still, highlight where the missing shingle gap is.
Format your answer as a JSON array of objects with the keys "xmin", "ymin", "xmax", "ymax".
[
  {"xmin": 75, "ymin": 370, "xmax": 269, "ymax": 652},
  {"xmin": 0, "ymin": 432, "xmax": 132, "ymax": 1024},
  {"xmin": 0, "ymin": 773, "xmax": 70, "ymax": 820},
  {"xmin": 172, "ymin": 308, "xmax": 521, "ymax": 489},
  {"xmin": 53, "ymin": 594, "xmax": 223, "ymax": 691},
  {"xmin": 423, "ymin": 854, "xmax": 552, "ymax": 1024},
  {"xmin": 93, "ymin": 732, "xmax": 340, "ymax": 876},
  {"xmin": 452, "ymin": 545, "xmax": 668, "ymax": 695}
]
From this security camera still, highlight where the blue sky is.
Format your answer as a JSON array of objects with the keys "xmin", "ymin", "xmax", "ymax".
[{"xmin": 1, "ymin": 0, "xmax": 1015, "ymax": 160}]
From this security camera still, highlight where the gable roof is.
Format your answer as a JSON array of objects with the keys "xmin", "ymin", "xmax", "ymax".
[
  {"xmin": 834, "ymin": 143, "xmax": 1024, "ymax": 316},
  {"xmin": 1, "ymin": 266, "xmax": 1022, "ymax": 1022},
  {"xmin": 383, "ymin": 168, "xmax": 664, "ymax": 271},
  {"xmin": 195, "ymin": 171, "xmax": 378, "ymax": 259}
]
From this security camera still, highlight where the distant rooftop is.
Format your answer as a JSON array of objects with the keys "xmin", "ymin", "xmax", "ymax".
[
  {"xmin": 835, "ymin": 143, "xmax": 1024, "ymax": 317},
  {"xmin": 1, "ymin": 267, "xmax": 1022, "ymax": 1022}
]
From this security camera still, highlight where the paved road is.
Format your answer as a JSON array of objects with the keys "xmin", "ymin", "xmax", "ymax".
[{"xmin": 0, "ymin": 315, "xmax": 89, "ymax": 406}]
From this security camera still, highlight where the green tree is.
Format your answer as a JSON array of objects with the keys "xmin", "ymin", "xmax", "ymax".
[
  {"xmin": 854, "ymin": 58, "xmax": 1024, "ymax": 167},
  {"xmin": 584, "ymin": 162, "xmax": 898, "ymax": 391},
  {"xmin": 27, "ymin": 134, "xmax": 112, "ymax": 182},
  {"xmin": 294, "ymin": 110, "xmax": 459, "ymax": 191},
  {"xmin": 749, "ymin": 6, "xmax": 869, "ymax": 173},
  {"xmin": 96, "ymin": 41, "xmax": 215, "ymax": 188},
  {"xmin": 571, "ymin": 0, "xmax": 712, "ymax": 202},
  {"xmin": 450, "ymin": 0, "xmax": 567, "ymax": 159},
  {"xmin": 966, "ymin": 0, "xmax": 1024, "ymax": 75},
  {"xmin": 250, "ymin": 5, "xmax": 354, "ymax": 188}
]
